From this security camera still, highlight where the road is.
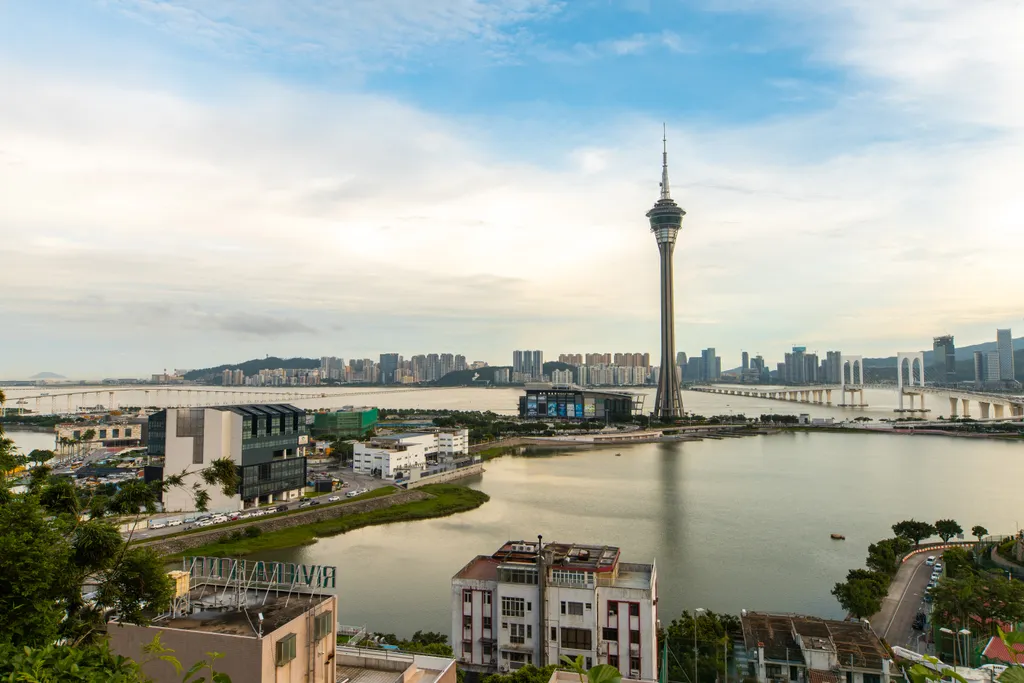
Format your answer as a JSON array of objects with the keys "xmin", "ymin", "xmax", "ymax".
[
  {"xmin": 126, "ymin": 466, "xmax": 391, "ymax": 540},
  {"xmin": 871, "ymin": 551, "xmax": 941, "ymax": 652}
]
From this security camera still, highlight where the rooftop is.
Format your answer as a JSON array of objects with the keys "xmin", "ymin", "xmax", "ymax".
[
  {"xmin": 741, "ymin": 613, "xmax": 888, "ymax": 670},
  {"xmin": 454, "ymin": 541, "xmax": 650, "ymax": 581},
  {"xmin": 455, "ymin": 556, "xmax": 500, "ymax": 581},
  {"xmin": 140, "ymin": 589, "xmax": 332, "ymax": 636}
]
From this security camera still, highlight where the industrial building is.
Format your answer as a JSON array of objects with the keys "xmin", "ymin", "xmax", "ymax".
[
  {"xmin": 148, "ymin": 404, "xmax": 309, "ymax": 512},
  {"xmin": 739, "ymin": 612, "xmax": 894, "ymax": 683},
  {"xmin": 519, "ymin": 386, "xmax": 640, "ymax": 421},
  {"xmin": 311, "ymin": 407, "xmax": 379, "ymax": 438},
  {"xmin": 451, "ymin": 539, "xmax": 658, "ymax": 679},
  {"xmin": 353, "ymin": 429, "xmax": 470, "ymax": 481}
]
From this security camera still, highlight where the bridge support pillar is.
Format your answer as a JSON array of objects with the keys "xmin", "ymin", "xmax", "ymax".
[
  {"xmin": 961, "ymin": 398, "xmax": 970, "ymax": 417},
  {"xmin": 949, "ymin": 397, "xmax": 958, "ymax": 418},
  {"xmin": 826, "ymin": 389, "xmax": 832, "ymax": 405},
  {"xmin": 908, "ymin": 394, "xmax": 915, "ymax": 409},
  {"xmin": 979, "ymin": 402, "xmax": 990, "ymax": 419},
  {"xmin": 995, "ymin": 404, "xmax": 1005, "ymax": 419}
]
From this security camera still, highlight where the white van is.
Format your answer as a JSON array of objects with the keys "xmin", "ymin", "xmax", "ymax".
[{"xmin": 925, "ymin": 556, "xmax": 936, "ymax": 566}]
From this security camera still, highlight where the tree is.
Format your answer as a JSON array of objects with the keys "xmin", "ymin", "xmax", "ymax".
[
  {"xmin": 866, "ymin": 537, "xmax": 913, "ymax": 576},
  {"xmin": 935, "ymin": 519, "xmax": 964, "ymax": 543},
  {"xmin": 941, "ymin": 547, "xmax": 975, "ymax": 580},
  {"xmin": 832, "ymin": 579, "xmax": 884, "ymax": 619},
  {"xmin": 483, "ymin": 665, "xmax": 558, "ymax": 683},
  {"xmin": 972, "ymin": 525, "xmax": 989, "ymax": 542},
  {"xmin": 27, "ymin": 448, "xmax": 56, "ymax": 463},
  {"xmin": 560, "ymin": 654, "xmax": 622, "ymax": 683},
  {"xmin": 893, "ymin": 519, "xmax": 936, "ymax": 546},
  {"xmin": 660, "ymin": 610, "xmax": 738, "ymax": 683}
]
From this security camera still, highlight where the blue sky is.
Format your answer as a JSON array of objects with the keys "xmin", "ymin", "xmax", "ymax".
[{"xmin": 1, "ymin": 0, "xmax": 1022, "ymax": 377}]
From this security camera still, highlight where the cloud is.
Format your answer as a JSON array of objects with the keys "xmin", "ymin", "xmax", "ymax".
[{"xmin": 104, "ymin": 0, "xmax": 563, "ymax": 66}]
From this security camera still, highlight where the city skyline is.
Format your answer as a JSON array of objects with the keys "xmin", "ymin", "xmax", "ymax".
[{"xmin": 1, "ymin": 2, "xmax": 1022, "ymax": 378}]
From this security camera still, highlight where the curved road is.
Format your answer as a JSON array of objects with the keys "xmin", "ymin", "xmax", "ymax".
[{"xmin": 871, "ymin": 551, "xmax": 941, "ymax": 651}]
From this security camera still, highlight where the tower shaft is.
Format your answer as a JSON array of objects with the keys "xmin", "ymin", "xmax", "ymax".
[{"xmin": 654, "ymin": 241, "xmax": 683, "ymax": 418}]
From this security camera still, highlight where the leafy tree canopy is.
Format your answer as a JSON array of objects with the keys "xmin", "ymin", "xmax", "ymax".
[
  {"xmin": 935, "ymin": 519, "xmax": 964, "ymax": 542},
  {"xmin": 972, "ymin": 525, "xmax": 989, "ymax": 541},
  {"xmin": 892, "ymin": 519, "xmax": 936, "ymax": 545}
]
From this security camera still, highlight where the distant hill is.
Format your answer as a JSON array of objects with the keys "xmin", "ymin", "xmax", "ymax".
[
  {"xmin": 30, "ymin": 372, "xmax": 66, "ymax": 379},
  {"xmin": 183, "ymin": 357, "xmax": 319, "ymax": 382}
]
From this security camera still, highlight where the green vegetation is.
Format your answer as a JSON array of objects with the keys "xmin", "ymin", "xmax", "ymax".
[
  {"xmin": 0, "ymin": 389, "xmax": 238, "ymax": 681},
  {"xmin": 832, "ymin": 531, "xmax": 915, "ymax": 618},
  {"xmin": 483, "ymin": 665, "xmax": 559, "ymax": 683},
  {"xmin": 171, "ymin": 484, "xmax": 489, "ymax": 557},
  {"xmin": 892, "ymin": 519, "xmax": 937, "ymax": 546},
  {"xmin": 660, "ymin": 610, "xmax": 739, "ymax": 683},
  {"xmin": 973, "ymin": 525, "xmax": 989, "ymax": 542},
  {"xmin": 932, "ymin": 564, "xmax": 1024, "ymax": 635},
  {"xmin": 182, "ymin": 356, "xmax": 319, "ymax": 382},
  {"xmin": 935, "ymin": 519, "xmax": 964, "ymax": 542}
]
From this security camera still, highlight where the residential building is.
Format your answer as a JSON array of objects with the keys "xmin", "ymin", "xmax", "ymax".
[
  {"xmin": 742, "ymin": 351, "xmax": 749, "ymax": 372},
  {"xmin": 379, "ymin": 353, "xmax": 400, "ymax": 384},
  {"xmin": 931, "ymin": 336, "xmax": 956, "ymax": 384},
  {"xmin": 739, "ymin": 612, "xmax": 893, "ymax": 683},
  {"xmin": 552, "ymin": 369, "xmax": 574, "ymax": 384},
  {"xmin": 55, "ymin": 419, "xmax": 146, "ymax": 449},
  {"xmin": 310, "ymin": 407, "xmax": 378, "ymax": 438},
  {"xmin": 559, "ymin": 354, "xmax": 583, "ymax": 366},
  {"xmin": 974, "ymin": 351, "xmax": 986, "ymax": 387},
  {"xmin": 493, "ymin": 368, "xmax": 510, "ymax": 385},
  {"xmin": 825, "ymin": 351, "xmax": 842, "ymax": 384},
  {"xmin": 455, "ymin": 355, "xmax": 468, "ymax": 372},
  {"xmin": 147, "ymin": 404, "xmax": 309, "ymax": 512},
  {"xmin": 319, "ymin": 356, "xmax": 345, "ymax": 381},
  {"xmin": 676, "ymin": 352, "xmax": 687, "ymax": 369},
  {"xmin": 586, "ymin": 353, "xmax": 612, "ymax": 366},
  {"xmin": 451, "ymin": 539, "xmax": 658, "ymax": 680},
  {"xmin": 108, "ymin": 559, "xmax": 338, "ymax": 683},
  {"xmin": 997, "ymin": 329, "xmax": 1015, "ymax": 381},
  {"xmin": 700, "ymin": 348, "xmax": 720, "ymax": 382},
  {"xmin": 986, "ymin": 351, "xmax": 1002, "ymax": 385},
  {"xmin": 520, "ymin": 387, "xmax": 637, "ymax": 421}
]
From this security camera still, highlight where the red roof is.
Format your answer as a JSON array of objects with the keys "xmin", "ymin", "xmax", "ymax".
[
  {"xmin": 983, "ymin": 636, "xmax": 1024, "ymax": 664},
  {"xmin": 809, "ymin": 670, "xmax": 841, "ymax": 683}
]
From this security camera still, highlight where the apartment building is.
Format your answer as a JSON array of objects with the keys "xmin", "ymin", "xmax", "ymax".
[{"xmin": 451, "ymin": 539, "xmax": 657, "ymax": 680}]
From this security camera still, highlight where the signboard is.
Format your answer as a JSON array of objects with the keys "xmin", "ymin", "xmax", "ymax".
[
  {"xmin": 184, "ymin": 556, "xmax": 337, "ymax": 589},
  {"xmin": 527, "ymin": 398, "xmax": 538, "ymax": 417},
  {"xmin": 576, "ymin": 403, "xmax": 584, "ymax": 417},
  {"xmin": 584, "ymin": 399, "xmax": 596, "ymax": 417},
  {"xmin": 298, "ymin": 434, "xmax": 309, "ymax": 445},
  {"xmin": 558, "ymin": 403, "xmax": 567, "ymax": 417},
  {"xmin": 305, "ymin": 414, "xmax": 315, "ymax": 425},
  {"xmin": 566, "ymin": 403, "xmax": 576, "ymax": 418},
  {"xmin": 547, "ymin": 403, "xmax": 557, "ymax": 417}
]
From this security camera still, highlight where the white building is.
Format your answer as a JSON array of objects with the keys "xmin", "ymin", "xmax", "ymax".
[
  {"xmin": 353, "ymin": 441, "xmax": 427, "ymax": 480},
  {"xmin": 149, "ymin": 405, "xmax": 309, "ymax": 512},
  {"xmin": 451, "ymin": 539, "xmax": 657, "ymax": 680}
]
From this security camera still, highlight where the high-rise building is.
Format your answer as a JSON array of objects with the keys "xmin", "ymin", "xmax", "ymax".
[
  {"xmin": 741, "ymin": 351, "xmax": 749, "ymax": 372},
  {"xmin": 825, "ymin": 351, "xmax": 842, "ymax": 384},
  {"xmin": 455, "ymin": 355, "xmax": 467, "ymax": 372},
  {"xmin": 931, "ymin": 336, "xmax": 956, "ymax": 384},
  {"xmin": 986, "ymin": 351, "xmax": 1001, "ymax": 384},
  {"xmin": 997, "ymin": 329, "xmax": 1015, "ymax": 381},
  {"xmin": 379, "ymin": 353, "xmax": 400, "ymax": 384},
  {"xmin": 647, "ymin": 131, "xmax": 685, "ymax": 418},
  {"xmin": 531, "ymin": 350, "xmax": 544, "ymax": 379},
  {"xmin": 699, "ymin": 348, "xmax": 719, "ymax": 382},
  {"xmin": 440, "ymin": 353, "xmax": 455, "ymax": 378},
  {"xmin": 973, "ymin": 351, "xmax": 985, "ymax": 387},
  {"xmin": 559, "ymin": 353, "xmax": 583, "ymax": 366},
  {"xmin": 492, "ymin": 368, "xmax": 510, "ymax": 385},
  {"xmin": 451, "ymin": 539, "xmax": 658, "ymax": 678},
  {"xmin": 513, "ymin": 350, "xmax": 545, "ymax": 380}
]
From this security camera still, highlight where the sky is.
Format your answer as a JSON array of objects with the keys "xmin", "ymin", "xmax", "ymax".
[{"xmin": 1, "ymin": 0, "xmax": 1022, "ymax": 378}]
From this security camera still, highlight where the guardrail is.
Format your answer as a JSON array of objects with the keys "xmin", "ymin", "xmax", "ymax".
[{"xmin": 899, "ymin": 541, "xmax": 975, "ymax": 563}]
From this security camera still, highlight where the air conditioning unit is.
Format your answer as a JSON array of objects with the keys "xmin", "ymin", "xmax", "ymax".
[{"xmin": 630, "ymin": 670, "xmax": 640, "ymax": 679}]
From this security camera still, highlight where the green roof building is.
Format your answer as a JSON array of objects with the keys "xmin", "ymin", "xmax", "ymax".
[{"xmin": 311, "ymin": 408, "xmax": 378, "ymax": 438}]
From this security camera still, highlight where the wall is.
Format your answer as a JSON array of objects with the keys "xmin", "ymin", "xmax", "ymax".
[
  {"xmin": 141, "ymin": 489, "xmax": 430, "ymax": 556},
  {"xmin": 107, "ymin": 622, "xmax": 261, "ymax": 683},
  {"xmin": 259, "ymin": 595, "xmax": 337, "ymax": 683},
  {"xmin": 163, "ymin": 408, "xmax": 241, "ymax": 513},
  {"xmin": 407, "ymin": 463, "xmax": 484, "ymax": 488}
]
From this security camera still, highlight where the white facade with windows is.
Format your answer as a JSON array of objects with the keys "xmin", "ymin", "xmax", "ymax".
[
  {"xmin": 353, "ymin": 442, "xmax": 427, "ymax": 479},
  {"xmin": 451, "ymin": 541, "xmax": 657, "ymax": 680},
  {"xmin": 368, "ymin": 430, "xmax": 470, "ymax": 460}
]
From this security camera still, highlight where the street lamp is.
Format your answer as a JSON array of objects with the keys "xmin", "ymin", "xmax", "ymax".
[
  {"xmin": 958, "ymin": 629, "xmax": 971, "ymax": 668},
  {"xmin": 694, "ymin": 608, "xmax": 706, "ymax": 683},
  {"xmin": 940, "ymin": 628, "xmax": 956, "ymax": 667}
]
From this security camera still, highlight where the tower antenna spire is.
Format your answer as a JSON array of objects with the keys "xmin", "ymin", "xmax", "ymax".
[{"xmin": 661, "ymin": 123, "xmax": 671, "ymax": 200}]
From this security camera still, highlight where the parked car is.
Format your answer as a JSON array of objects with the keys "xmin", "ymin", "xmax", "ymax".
[
  {"xmin": 149, "ymin": 522, "xmax": 166, "ymax": 530},
  {"xmin": 346, "ymin": 491, "xmax": 359, "ymax": 498},
  {"xmin": 327, "ymin": 495, "xmax": 340, "ymax": 502},
  {"xmin": 925, "ymin": 556, "xmax": 936, "ymax": 566},
  {"xmin": 184, "ymin": 516, "xmax": 197, "ymax": 524},
  {"xmin": 310, "ymin": 500, "xmax": 321, "ymax": 506},
  {"xmin": 196, "ymin": 519, "xmax": 214, "ymax": 527},
  {"xmin": 298, "ymin": 500, "xmax": 312, "ymax": 509},
  {"xmin": 934, "ymin": 562, "xmax": 943, "ymax": 571},
  {"xmin": 276, "ymin": 504, "xmax": 289, "ymax": 512},
  {"xmin": 912, "ymin": 613, "xmax": 926, "ymax": 630},
  {"xmin": 166, "ymin": 519, "xmax": 182, "ymax": 527}
]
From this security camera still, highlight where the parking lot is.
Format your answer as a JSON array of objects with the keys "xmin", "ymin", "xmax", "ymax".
[{"xmin": 127, "ymin": 465, "xmax": 392, "ymax": 540}]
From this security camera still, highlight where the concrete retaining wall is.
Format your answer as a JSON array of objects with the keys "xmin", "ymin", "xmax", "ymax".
[
  {"xmin": 407, "ymin": 463, "xmax": 484, "ymax": 488},
  {"xmin": 139, "ymin": 489, "xmax": 431, "ymax": 557}
]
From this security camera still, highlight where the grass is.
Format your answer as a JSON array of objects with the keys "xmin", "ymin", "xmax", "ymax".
[
  {"xmin": 140, "ymin": 487, "xmax": 396, "ymax": 544},
  {"xmin": 166, "ymin": 484, "xmax": 489, "ymax": 558},
  {"xmin": 477, "ymin": 445, "xmax": 519, "ymax": 461}
]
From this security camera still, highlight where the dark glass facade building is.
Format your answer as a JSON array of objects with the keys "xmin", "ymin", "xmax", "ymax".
[{"xmin": 518, "ymin": 387, "xmax": 639, "ymax": 422}]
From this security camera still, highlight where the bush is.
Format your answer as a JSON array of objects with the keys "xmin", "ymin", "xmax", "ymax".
[{"xmin": 244, "ymin": 526, "xmax": 262, "ymax": 538}]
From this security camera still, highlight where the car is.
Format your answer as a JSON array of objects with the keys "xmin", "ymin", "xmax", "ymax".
[
  {"xmin": 913, "ymin": 613, "xmax": 926, "ymax": 630},
  {"xmin": 934, "ymin": 563, "xmax": 943, "ymax": 571},
  {"xmin": 327, "ymin": 495, "xmax": 340, "ymax": 502},
  {"xmin": 931, "ymin": 572, "xmax": 940, "ymax": 581},
  {"xmin": 196, "ymin": 519, "xmax": 214, "ymax": 527},
  {"xmin": 149, "ymin": 522, "xmax": 167, "ymax": 530},
  {"xmin": 276, "ymin": 505, "xmax": 289, "ymax": 512},
  {"xmin": 166, "ymin": 519, "xmax": 182, "ymax": 527},
  {"xmin": 346, "ymin": 491, "xmax": 359, "ymax": 498},
  {"xmin": 184, "ymin": 516, "xmax": 197, "ymax": 523},
  {"xmin": 298, "ymin": 500, "xmax": 312, "ymax": 509},
  {"xmin": 310, "ymin": 500, "xmax": 321, "ymax": 506},
  {"xmin": 925, "ymin": 556, "xmax": 936, "ymax": 566}
]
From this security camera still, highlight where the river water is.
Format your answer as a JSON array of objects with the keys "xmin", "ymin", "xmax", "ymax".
[{"xmin": 5, "ymin": 387, "xmax": 1021, "ymax": 636}]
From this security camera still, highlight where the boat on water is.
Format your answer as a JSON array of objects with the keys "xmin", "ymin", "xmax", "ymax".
[{"xmin": 831, "ymin": 533, "xmax": 846, "ymax": 540}]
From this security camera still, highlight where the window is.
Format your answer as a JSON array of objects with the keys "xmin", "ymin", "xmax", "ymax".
[
  {"xmin": 314, "ymin": 611, "xmax": 334, "ymax": 640},
  {"xmin": 608, "ymin": 603, "xmax": 618, "ymax": 616},
  {"xmin": 630, "ymin": 657, "xmax": 640, "ymax": 672},
  {"xmin": 483, "ymin": 617, "xmax": 492, "ymax": 630},
  {"xmin": 99, "ymin": 430, "xmax": 107, "ymax": 439},
  {"xmin": 845, "ymin": 672, "xmax": 853, "ymax": 683},
  {"xmin": 551, "ymin": 569, "xmax": 589, "ymax": 585},
  {"xmin": 629, "ymin": 603, "xmax": 640, "ymax": 617},
  {"xmin": 767, "ymin": 666, "xmax": 783, "ymax": 679},
  {"xmin": 790, "ymin": 667, "xmax": 799, "ymax": 681},
  {"xmin": 527, "ymin": 602, "xmax": 532, "ymax": 611},
  {"xmin": 586, "ymin": 658, "xmax": 593, "ymax": 669},
  {"xmin": 510, "ymin": 623, "xmax": 527, "ymax": 644},
  {"xmin": 275, "ymin": 634, "xmax": 297, "ymax": 666},
  {"xmin": 527, "ymin": 625, "xmax": 532, "ymax": 639},
  {"xmin": 464, "ymin": 590, "xmax": 473, "ymax": 603},
  {"xmin": 609, "ymin": 655, "xmax": 619, "ymax": 668},
  {"xmin": 602, "ymin": 628, "xmax": 618, "ymax": 641},
  {"xmin": 502, "ymin": 622, "xmax": 508, "ymax": 629},
  {"xmin": 630, "ymin": 630, "xmax": 640, "ymax": 644},
  {"xmin": 463, "ymin": 640, "xmax": 473, "ymax": 655},
  {"xmin": 551, "ymin": 627, "xmax": 558, "ymax": 641},
  {"xmin": 507, "ymin": 652, "xmax": 531, "ymax": 664},
  {"xmin": 125, "ymin": 428, "xmax": 132, "ymax": 437},
  {"xmin": 567, "ymin": 602, "xmax": 584, "ymax": 616},
  {"xmin": 483, "ymin": 591, "xmax": 492, "ymax": 605},
  {"xmin": 585, "ymin": 603, "xmax": 592, "ymax": 610},
  {"xmin": 560, "ymin": 628, "xmax": 593, "ymax": 650},
  {"xmin": 864, "ymin": 675, "xmax": 880, "ymax": 683},
  {"xmin": 502, "ymin": 597, "xmax": 525, "ymax": 617},
  {"xmin": 483, "ymin": 644, "xmax": 494, "ymax": 657},
  {"xmin": 73, "ymin": 431, "xmax": 81, "ymax": 439},
  {"xmin": 500, "ymin": 568, "xmax": 538, "ymax": 584},
  {"xmin": 112, "ymin": 428, "xmax": 120, "ymax": 438},
  {"xmin": 463, "ymin": 615, "xmax": 473, "ymax": 628}
]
